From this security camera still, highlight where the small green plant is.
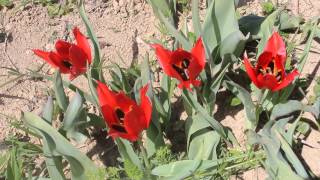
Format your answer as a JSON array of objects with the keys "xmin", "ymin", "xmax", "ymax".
[
  {"xmin": 261, "ymin": 1, "xmax": 275, "ymax": 15},
  {"xmin": 124, "ymin": 160, "xmax": 144, "ymax": 180}
]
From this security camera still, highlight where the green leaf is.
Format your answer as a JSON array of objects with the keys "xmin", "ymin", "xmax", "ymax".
[
  {"xmin": 53, "ymin": 70, "xmax": 68, "ymax": 111},
  {"xmin": 140, "ymin": 55, "xmax": 164, "ymax": 157},
  {"xmin": 279, "ymin": 11, "xmax": 303, "ymax": 31},
  {"xmin": 23, "ymin": 112, "xmax": 98, "ymax": 180},
  {"xmin": 223, "ymin": 80, "xmax": 257, "ymax": 129},
  {"xmin": 152, "ymin": 160, "xmax": 201, "ymax": 179},
  {"xmin": 78, "ymin": 0, "xmax": 103, "ymax": 81},
  {"xmin": 158, "ymin": 12, "xmax": 192, "ymax": 50},
  {"xmin": 256, "ymin": 10, "xmax": 280, "ymax": 56},
  {"xmin": 279, "ymin": 22, "xmax": 317, "ymax": 102},
  {"xmin": 230, "ymin": 97, "xmax": 241, "ymax": 106},
  {"xmin": 182, "ymin": 90, "xmax": 237, "ymax": 146},
  {"xmin": 191, "ymin": 0, "xmax": 201, "ymax": 37},
  {"xmin": 62, "ymin": 91, "xmax": 87, "ymax": 143},
  {"xmin": 42, "ymin": 96, "xmax": 54, "ymax": 124},
  {"xmin": 6, "ymin": 148, "xmax": 22, "ymax": 180},
  {"xmin": 186, "ymin": 114, "xmax": 220, "ymax": 160},
  {"xmin": 202, "ymin": 0, "xmax": 240, "ymax": 58},
  {"xmin": 43, "ymin": 144, "xmax": 65, "ymax": 180},
  {"xmin": 115, "ymin": 138, "xmax": 142, "ymax": 170},
  {"xmin": 239, "ymin": 15, "xmax": 265, "ymax": 36}
]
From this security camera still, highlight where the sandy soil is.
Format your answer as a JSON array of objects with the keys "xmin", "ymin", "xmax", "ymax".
[{"xmin": 0, "ymin": 0, "xmax": 319, "ymax": 179}]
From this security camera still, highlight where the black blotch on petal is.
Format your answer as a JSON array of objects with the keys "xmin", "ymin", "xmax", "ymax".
[{"xmin": 112, "ymin": 124, "xmax": 127, "ymax": 133}]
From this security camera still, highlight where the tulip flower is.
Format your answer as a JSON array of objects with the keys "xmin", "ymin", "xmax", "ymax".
[
  {"xmin": 96, "ymin": 81, "xmax": 152, "ymax": 141},
  {"xmin": 152, "ymin": 38, "xmax": 205, "ymax": 89},
  {"xmin": 33, "ymin": 27, "xmax": 92, "ymax": 80},
  {"xmin": 243, "ymin": 32, "xmax": 299, "ymax": 92}
]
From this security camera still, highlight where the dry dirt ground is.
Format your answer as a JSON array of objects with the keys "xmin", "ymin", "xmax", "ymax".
[{"xmin": 0, "ymin": 0, "xmax": 319, "ymax": 179}]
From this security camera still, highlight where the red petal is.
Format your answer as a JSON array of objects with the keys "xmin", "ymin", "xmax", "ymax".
[
  {"xmin": 257, "ymin": 52, "xmax": 273, "ymax": 68},
  {"xmin": 139, "ymin": 84, "xmax": 152, "ymax": 128},
  {"xmin": 101, "ymin": 105, "xmax": 118, "ymax": 127},
  {"xmin": 55, "ymin": 40, "xmax": 72, "ymax": 60},
  {"xmin": 123, "ymin": 106, "xmax": 145, "ymax": 141},
  {"xmin": 263, "ymin": 32, "xmax": 286, "ymax": 64},
  {"xmin": 68, "ymin": 45, "xmax": 88, "ymax": 78},
  {"xmin": 48, "ymin": 52, "xmax": 70, "ymax": 73},
  {"xmin": 272, "ymin": 69, "xmax": 299, "ymax": 91},
  {"xmin": 190, "ymin": 37, "xmax": 205, "ymax": 78},
  {"xmin": 33, "ymin": 49, "xmax": 59, "ymax": 68},
  {"xmin": 73, "ymin": 27, "xmax": 92, "ymax": 64},
  {"xmin": 151, "ymin": 44, "xmax": 177, "ymax": 77},
  {"xmin": 243, "ymin": 52, "xmax": 261, "ymax": 88},
  {"xmin": 96, "ymin": 81, "xmax": 117, "ymax": 108},
  {"xmin": 257, "ymin": 74, "xmax": 278, "ymax": 90},
  {"xmin": 114, "ymin": 92, "xmax": 136, "ymax": 112}
]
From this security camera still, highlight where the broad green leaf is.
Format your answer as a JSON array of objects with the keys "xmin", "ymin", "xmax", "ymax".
[
  {"xmin": 182, "ymin": 90, "xmax": 237, "ymax": 146},
  {"xmin": 274, "ymin": 129, "xmax": 309, "ymax": 178},
  {"xmin": 279, "ymin": 11, "xmax": 303, "ymax": 31},
  {"xmin": 43, "ymin": 143, "xmax": 65, "ymax": 180},
  {"xmin": 42, "ymin": 96, "xmax": 53, "ymax": 124},
  {"xmin": 220, "ymin": 30, "xmax": 248, "ymax": 57},
  {"xmin": 61, "ymin": 91, "xmax": 88, "ymax": 143},
  {"xmin": 239, "ymin": 15, "xmax": 265, "ymax": 36},
  {"xmin": 256, "ymin": 10, "xmax": 280, "ymax": 56},
  {"xmin": 62, "ymin": 91, "xmax": 83, "ymax": 131},
  {"xmin": 270, "ymin": 100, "xmax": 303, "ymax": 121},
  {"xmin": 152, "ymin": 160, "xmax": 201, "ymax": 179},
  {"xmin": 115, "ymin": 138, "xmax": 142, "ymax": 170},
  {"xmin": 223, "ymin": 80, "xmax": 257, "ymax": 129},
  {"xmin": 191, "ymin": 0, "xmax": 201, "ymax": 37},
  {"xmin": 186, "ymin": 113, "xmax": 220, "ymax": 160},
  {"xmin": 23, "ymin": 112, "xmax": 98, "ymax": 180},
  {"xmin": 53, "ymin": 70, "xmax": 68, "ymax": 111},
  {"xmin": 202, "ymin": 0, "xmax": 239, "ymax": 57}
]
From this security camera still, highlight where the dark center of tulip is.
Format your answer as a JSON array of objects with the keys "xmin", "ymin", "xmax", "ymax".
[
  {"xmin": 258, "ymin": 60, "xmax": 282, "ymax": 83},
  {"xmin": 172, "ymin": 58, "xmax": 190, "ymax": 81},
  {"xmin": 111, "ymin": 124, "xmax": 127, "ymax": 133},
  {"xmin": 62, "ymin": 60, "xmax": 72, "ymax": 69},
  {"xmin": 115, "ymin": 108, "xmax": 125, "ymax": 124}
]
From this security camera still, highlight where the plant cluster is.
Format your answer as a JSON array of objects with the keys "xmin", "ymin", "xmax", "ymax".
[{"xmin": 1, "ymin": 0, "xmax": 320, "ymax": 179}]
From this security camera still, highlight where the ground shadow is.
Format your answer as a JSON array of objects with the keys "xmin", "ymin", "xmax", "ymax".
[{"xmin": 86, "ymin": 129, "xmax": 120, "ymax": 167}]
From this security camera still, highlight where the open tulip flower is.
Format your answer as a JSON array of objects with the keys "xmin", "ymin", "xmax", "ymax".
[
  {"xmin": 33, "ymin": 27, "xmax": 92, "ymax": 80},
  {"xmin": 243, "ymin": 32, "xmax": 299, "ymax": 92},
  {"xmin": 96, "ymin": 81, "xmax": 152, "ymax": 141},
  {"xmin": 152, "ymin": 38, "xmax": 205, "ymax": 89}
]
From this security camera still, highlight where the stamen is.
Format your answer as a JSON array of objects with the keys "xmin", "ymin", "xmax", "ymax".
[{"xmin": 172, "ymin": 58, "xmax": 191, "ymax": 81}]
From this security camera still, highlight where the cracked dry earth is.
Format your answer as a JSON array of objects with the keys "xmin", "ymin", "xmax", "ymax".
[{"xmin": 0, "ymin": 0, "xmax": 319, "ymax": 179}]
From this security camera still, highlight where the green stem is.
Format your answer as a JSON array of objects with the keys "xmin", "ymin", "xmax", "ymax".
[{"xmin": 138, "ymin": 139, "xmax": 152, "ymax": 178}]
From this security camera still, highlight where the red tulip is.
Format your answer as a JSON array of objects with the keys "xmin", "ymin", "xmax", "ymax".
[
  {"xmin": 243, "ymin": 32, "xmax": 299, "ymax": 92},
  {"xmin": 33, "ymin": 27, "xmax": 92, "ymax": 80},
  {"xmin": 96, "ymin": 81, "xmax": 152, "ymax": 141},
  {"xmin": 152, "ymin": 38, "xmax": 205, "ymax": 89}
]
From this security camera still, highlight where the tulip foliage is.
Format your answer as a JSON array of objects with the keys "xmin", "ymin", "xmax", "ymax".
[{"xmin": 3, "ymin": 0, "xmax": 320, "ymax": 179}]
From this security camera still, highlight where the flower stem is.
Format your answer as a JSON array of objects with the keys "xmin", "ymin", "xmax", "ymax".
[{"xmin": 138, "ymin": 139, "xmax": 152, "ymax": 178}]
